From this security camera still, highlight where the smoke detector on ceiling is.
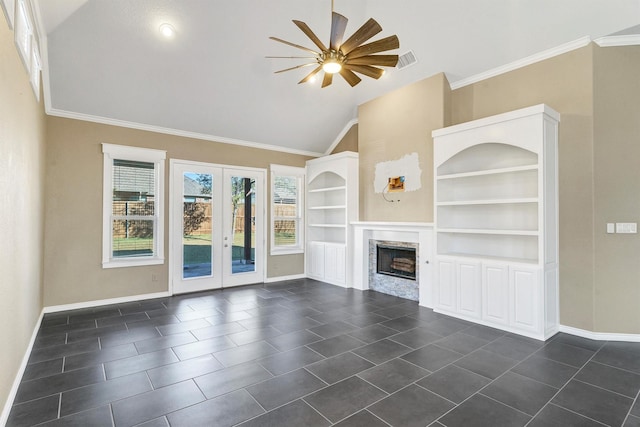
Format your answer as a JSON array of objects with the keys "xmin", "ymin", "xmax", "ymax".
[{"xmin": 397, "ymin": 50, "xmax": 417, "ymax": 70}]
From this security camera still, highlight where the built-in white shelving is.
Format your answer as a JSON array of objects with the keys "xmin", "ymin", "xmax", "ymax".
[
  {"xmin": 432, "ymin": 104, "xmax": 560, "ymax": 340},
  {"xmin": 306, "ymin": 152, "xmax": 358, "ymax": 286}
]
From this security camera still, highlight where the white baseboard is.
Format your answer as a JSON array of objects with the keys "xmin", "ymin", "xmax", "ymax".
[
  {"xmin": 559, "ymin": 324, "xmax": 640, "ymax": 342},
  {"xmin": 43, "ymin": 292, "xmax": 172, "ymax": 314},
  {"xmin": 264, "ymin": 274, "xmax": 307, "ymax": 284},
  {"xmin": 0, "ymin": 310, "xmax": 44, "ymax": 427}
]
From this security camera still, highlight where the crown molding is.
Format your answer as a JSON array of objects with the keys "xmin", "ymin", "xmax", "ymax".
[
  {"xmin": 450, "ymin": 36, "xmax": 592, "ymax": 90},
  {"xmin": 594, "ymin": 34, "xmax": 640, "ymax": 47},
  {"xmin": 324, "ymin": 118, "xmax": 359, "ymax": 155},
  {"xmin": 46, "ymin": 108, "xmax": 324, "ymax": 158}
]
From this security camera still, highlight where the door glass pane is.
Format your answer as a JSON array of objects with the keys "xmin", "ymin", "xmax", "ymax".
[
  {"xmin": 230, "ymin": 176, "xmax": 256, "ymax": 274},
  {"xmin": 183, "ymin": 172, "xmax": 213, "ymax": 278}
]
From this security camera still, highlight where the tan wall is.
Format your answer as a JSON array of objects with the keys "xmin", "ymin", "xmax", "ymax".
[
  {"xmin": 43, "ymin": 118, "xmax": 311, "ymax": 306},
  {"xmin": 451, "ymin": 45, "xmax": 597, "ymax": 331},
  {"xmin": 358, "ymin": 73, "xmax": 451, "ymax": 222},
  {"xmin": 331, "ymin": 124, "xmax": 359, "ymax": 154},
  {"xmin": 0, "ymin": 22, "xmax": 46, "ymax": 414},
  {"xmin": 593, "ymin": 45, "xmax": 640, "ymax": 333}
]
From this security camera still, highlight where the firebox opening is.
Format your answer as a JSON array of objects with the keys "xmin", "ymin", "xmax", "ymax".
[{"xmin": 376, "ymin": 244, "xmax": 416, "ymax": 280}]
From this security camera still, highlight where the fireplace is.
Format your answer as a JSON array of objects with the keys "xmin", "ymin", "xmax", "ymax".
[
  {"xmin": 377, "ymin": 245, "xmax": 416, "ymax": 280},
  {"xmin": 369, "ymin": 240, "xmax": 419, "ymax": 301}
]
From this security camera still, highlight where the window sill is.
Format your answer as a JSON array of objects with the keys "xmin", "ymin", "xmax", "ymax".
[
  {"xmin": 270, "ymin": 248, "xmax": 304, "ymax": 256},
  {"xmin": 102, "ymin": 257, "xmax": 164, "ymax": 269}
]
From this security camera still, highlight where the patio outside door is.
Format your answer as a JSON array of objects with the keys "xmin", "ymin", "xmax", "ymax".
[{"xmin": 170, "ymin": 160, "xmax": 265, "ymax": 294}]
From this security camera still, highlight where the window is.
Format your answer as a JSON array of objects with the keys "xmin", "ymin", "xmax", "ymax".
[
  {"xmin": 102, "ymin": 143, "xmax": 166, "ymax": 268},
  {"xmin": 271, "ymin": 165, "xmax": 304, "ymax": 255}
]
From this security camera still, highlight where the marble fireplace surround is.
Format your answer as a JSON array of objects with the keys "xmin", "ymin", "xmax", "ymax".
[
  {"xmin": 352, "ymin": 222, "xmax": 434, "ymax": 308},
  {"xmin": 369, "ymin": 240, "xmax": 419, "ymax": 301}
]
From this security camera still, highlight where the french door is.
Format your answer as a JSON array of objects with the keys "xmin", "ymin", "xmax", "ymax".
[{"xmin": 170, "ymin": 160, "xmax": 265, "ymax": 294}]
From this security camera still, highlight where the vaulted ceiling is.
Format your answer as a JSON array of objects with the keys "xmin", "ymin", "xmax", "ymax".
[{"xmin": 33, "ymin": 0, "xmax": 640, "ymax": 156}]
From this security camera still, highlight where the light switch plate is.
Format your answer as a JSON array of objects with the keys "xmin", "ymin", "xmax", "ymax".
[{"xmin": 607, "ymin": 223, "xmax": 615, "ymax": 233}]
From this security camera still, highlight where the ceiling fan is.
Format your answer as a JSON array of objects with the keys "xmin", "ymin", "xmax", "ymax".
[{"xmin": 267, "ymin": 0, "xmax": 400, "ymax": 88}]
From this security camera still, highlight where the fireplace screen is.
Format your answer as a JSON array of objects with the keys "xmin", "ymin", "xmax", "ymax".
[{"xmin": 376, "ymin": 244, "xmax": 416, "ymax": 280}]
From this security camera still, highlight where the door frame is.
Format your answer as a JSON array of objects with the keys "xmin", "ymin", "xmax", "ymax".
[{"xmin": 168, "ymin": 159, "xmax": 267, "ymax": 295}]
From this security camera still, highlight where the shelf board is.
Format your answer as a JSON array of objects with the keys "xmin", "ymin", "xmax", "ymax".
[
  {"xmin": 308, "ymin": 205, "xmax": 346, "ymax": 210},
  {"xmin": 437, "ymin": 252, "xmax": 539, "ymax": 265},
  {"xmin": 308, "ymin": 186, "xmax": 346, "ymax": 193},
  {"xmin": 437, "ymin": 228, "xmax": 539, "ymax": 236},
  {"xmin": 437, "ymin": 164, "xmax": 538, "ymax": 180},
  {"xmin": 436, "ymin": 198, "xmax": 538, "ymax": 206},
  {"xmin": 308, "ymin": 224, "xmax": 347, "ymax": 228}
]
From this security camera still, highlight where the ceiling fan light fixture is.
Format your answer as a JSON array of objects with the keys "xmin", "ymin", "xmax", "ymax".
[
  {"xmin": 322, "ymin": 60, "xmax": 342, "ymax": 74},
  {"xmin": 321, "ymin": 49, "xmax": 344, "ymax": 74}
]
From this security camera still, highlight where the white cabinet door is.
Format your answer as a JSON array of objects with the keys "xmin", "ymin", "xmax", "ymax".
[
  {"xmin": 435, "ymin": 258, "xmax": 456, "ymax": 311},
  {"xmin": 309, "ymin": 242, "xmax": 346, "ymax": 285},
  {"xmin": 509, "ymin": 266, "xmax": 540, "ymax": 333},
  {"xmin": 457, "ymin": 260, "xmax": 481, "ymax": 319},
  {"xmin": 334, "ymin": 244, "xmax": 346, "ymax": 284},
  {"xmin": 308, "ymin": 242, "xmax": 325, "ymax": 279},
  {"xmin": 324, "ymin": 244, "xmax": 339, "ymax": 283},
  {"xmin": 482, "ymin": 263, "xmax": 509, "ymax": 325}
]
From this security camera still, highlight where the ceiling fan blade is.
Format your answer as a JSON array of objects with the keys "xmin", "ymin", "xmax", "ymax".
[
  {"xmin": 275, "ymin": 63, "xmax": 319, "ymax": 74},
  {"xmin": 322, "ymin": 72, "xmax": 333, "ymax": 88},
  {"xmin": 269, "ymin": 37, "xmax": 320, "ymax": 55},
  {"xmin": 345, "ymin": 35, "xmax": 399, "ymax": 60},
  {"xmin": 330, "ymin": 12, "xmax": 348, "ymax": 51},
  {"xmin": 343, "ymin": 64, "xmax": 385, "ymax": 79},
  {"xmin": 346, "ymin": 54, "xmax": 398, "ymax": 67},
  {"xmin": 339, "ymin": 18, "xmax": 382, "ymax": 54},
  {"xmin": 338, "ymin": 68, "xmax": 362, "ymax": 87},
  {"xmin": 298, "ymin": 65, "xmax": 323, "ymax": 84},
  {"xmin": 293, "ymin": 20, "xmax": 328, "ymax": 52}
]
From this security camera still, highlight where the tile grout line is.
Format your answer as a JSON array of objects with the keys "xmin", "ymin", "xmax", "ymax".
[
  {"xmin": 522, "ymin": 338, "xmax": 607, "ymax": 426},
  {"xmin": 423, "ymin": 333, "xmax": 552, "ymax": 425},
  {"xmin": 621, "ymin": 387, "xmax": 640, "ymax": 426}
]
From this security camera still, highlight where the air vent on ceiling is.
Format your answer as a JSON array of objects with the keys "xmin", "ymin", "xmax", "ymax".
[{"xmin": 397, "ymin": 50, "xmax": 418, "ymax": 70}]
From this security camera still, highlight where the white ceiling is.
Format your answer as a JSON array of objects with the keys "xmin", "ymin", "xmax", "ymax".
[{"xmin": 33, "ymin": 0, "xmax": 640, "ymax": 156}]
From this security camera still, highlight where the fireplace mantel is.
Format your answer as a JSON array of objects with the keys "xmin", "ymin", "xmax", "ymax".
[{"xmin": 351, "ymin": 221, "xmax": 434, "ymax": 308}]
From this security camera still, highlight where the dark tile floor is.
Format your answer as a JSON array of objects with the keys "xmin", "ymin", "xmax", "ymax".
[{"xmin": 7, "ymin": 279, "xmax": 640, "ymax": 427}]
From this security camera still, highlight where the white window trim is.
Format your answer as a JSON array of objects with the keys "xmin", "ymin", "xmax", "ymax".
[
  {"xmin": 1, "ymin": 0, "xmax": 15, "ymax": 29},
  {"xmin": 102, "ymin": 143, "xmax": 166, "ymax": 268},
  {"xmin": 270, "ymin": 164, "xmax": 305, "ymax": 255},
  {"xmin": 29, "ymin": 42, "xmax": 41, "ymax": 101},
  {"xmin": 14, "ymin": 0, "xmax": 32, "ymax": 72}
]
